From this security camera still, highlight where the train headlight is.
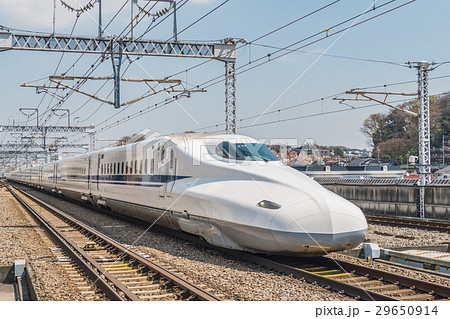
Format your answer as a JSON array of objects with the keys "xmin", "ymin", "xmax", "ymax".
[{"xmin": 257, "ymin": 200, "xmax": 281, "ymax": 210}]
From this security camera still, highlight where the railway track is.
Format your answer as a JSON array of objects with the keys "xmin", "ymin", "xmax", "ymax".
[
  {"xmin": 260, "ymin": 255, "xmax": 450, "ymax": 301},
  {"xmin": 7, "ymin": 182, "xmax": 450, "ymax": 301},
  {"xmin": 132, "ymin": 224, "xmax": 450, "ymax": 301},
  {"xmin": 5, "ymin": 183, "xmax": 221, "ymax": 301},
  {"xmin": 366, "ymin": 215, "xmax": 450, "ymax": 233}
]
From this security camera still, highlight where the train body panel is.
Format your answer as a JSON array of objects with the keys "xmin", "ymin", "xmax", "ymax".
[{"xmin": 6, "ymin": 133, "xmax": 368, "ymax": 256}]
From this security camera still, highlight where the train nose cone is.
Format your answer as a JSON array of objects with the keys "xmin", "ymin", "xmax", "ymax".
[{"xmin": 270, "ymin": 195, "xmax": 367, "ymax": 255}]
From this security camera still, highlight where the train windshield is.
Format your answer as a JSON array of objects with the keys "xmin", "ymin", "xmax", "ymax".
[{"xmin": 216, "ymin": 142, "xmax": 278, "ymax": 161}]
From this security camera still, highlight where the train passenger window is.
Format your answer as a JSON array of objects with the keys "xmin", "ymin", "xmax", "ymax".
[
  {"xmin": 139, "ymin": 160, "xmax": 143, "ymax": 174},
  {"xmin": 113, "ymin": 163, "xmax": 116, "ymax": 175},
  {"xmin": 144, "ymin": 159, "xmax": 148, "ymax": 174},
  {"xmin": 121, "ymin": 162, "xmax": 124, "ymax": 174},
  {"xmin": 215, "ymin": 142, "xmax": 279, "ymax": 162},
  {"xmin": 170, "ymin": 149, "xmax": 174, "ymax": 169},
  {"xmin": 134, "ymin": 160, "xmax": 137, "ymax": 174},
  {"xmin": 150, "ymin": 159, "xmax": 154, "ymax": 174},
  {"xmin": 126, "ymin": 161, "xmax": 129, "ymax": 174}
]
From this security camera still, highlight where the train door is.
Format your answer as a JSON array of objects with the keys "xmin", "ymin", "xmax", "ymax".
[
  {"xmin": 159, "ymin": 143, "xmax": 176, "ymax": 198},
  {"xmin": 87, "ymin": 156, "xmax": 93, "ymax": 191},
  {"xmin": 96, "ymin": 154, "xmax": 103, "ymax": 191},
  {"xmin": 159, "ymin": 143, "xmax": 168, "ymax": 197},
  {"xmin": 167, "ymin": 147, "xmax": 177, "ymax": 195}
]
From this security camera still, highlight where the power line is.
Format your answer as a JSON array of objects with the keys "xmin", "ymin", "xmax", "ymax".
[
  {"xmin": 32, "ymin": 0, "xmax": 159, "ymax": 127},
  {"xmin": 187, "ymin": 74, "xmax": 450, "ymax": 133},
  {"xmin": 83, "ymin": 0, "xmax": 422, "ymax": 145},
  {"xmin": 166, "ymin": 0, "xmax": 230, "ymax": 41},
  {"xmin": 212, "ymin": 94, "xmax": 439, "ymax": 132},
  {"xmin": 249, "ymin": 42, "xmax": 405, "ymax": 66},
  {"xmin": 177, "ymin": 0, "xmax": 415, "ymax": 94},
  {"xmin": 166, "ymin": 0, "xmax": 343, "ymax": 79}
]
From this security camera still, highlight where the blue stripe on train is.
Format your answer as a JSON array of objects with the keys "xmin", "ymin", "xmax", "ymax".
[{"xmin": 51, "ymin": 174, "xmax": 191, "ymax": 187}]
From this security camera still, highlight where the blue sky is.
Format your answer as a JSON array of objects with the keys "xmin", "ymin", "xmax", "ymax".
[{"xmin": 0, "ymin": 0, "xmax": 449, "ymax": 152}]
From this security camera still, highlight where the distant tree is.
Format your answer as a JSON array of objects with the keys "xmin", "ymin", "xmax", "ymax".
[
  {"xmin": 377, "ymin": 138, "xmax": 411, "ymax": 161},
  {"xmin": 334, "ymin": 147, "xmax": 344, "ymax": 156},
  {"xmin": 361, "ymin": 93, "xmax": 450, "ymax": 162},
  {"xmin": 361, "ymin": 113, "xmax": 388, "ymax": 147}
]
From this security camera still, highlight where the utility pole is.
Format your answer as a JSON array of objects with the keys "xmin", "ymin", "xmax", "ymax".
[
  {"xmin": 410, "ymin": 61, "xmax": 433, "ymax": 218},
  {"xmin": 53, "ymin": 0, "xmax": 56, "ymax": 36},
  {"xmin": 131, "ymin": 0, "xmax": 137, "ymax": 40},
  {"xmin": 98, "ymin": 0, "xmax": 103, "ymax": 38},
  {"xmin": 225, "ymin": 59, "xmax": 236, "ymax": 134}
]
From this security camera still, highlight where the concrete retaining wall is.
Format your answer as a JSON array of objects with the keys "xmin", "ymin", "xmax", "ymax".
[{"xmin": 322, "ymin": 184, "xmax": 450, "ymax": 220}]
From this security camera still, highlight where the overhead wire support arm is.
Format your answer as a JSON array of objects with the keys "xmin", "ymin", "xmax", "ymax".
[
  {"xmin": 333, "ymin": 90, "xmax": 418, "ymax": 117},
  {"xmin": 43, "ymin": 75, "xmax": 206, "ymax": 107}
]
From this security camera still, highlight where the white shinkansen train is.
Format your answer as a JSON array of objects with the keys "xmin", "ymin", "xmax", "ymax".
[{"xmin": 6, "ymin": 133, "xmax": 367, "ymax": 256}]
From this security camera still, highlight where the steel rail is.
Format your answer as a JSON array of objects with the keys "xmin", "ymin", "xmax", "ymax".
[
  {"xmin": 128, "ymin": 225, "xmax": 399, "ymax": 300},
  {"xmin": 12, "ymin": 185, "xmax": 221, "ymax": 301},
  {"xmin": 5, "ymin": 184, "xmax": 124, "ymax": 301},
  {"xmin": 229, "ymin": 252, "xmax": 399, "ymax": 301},
  {"xmin": 318, "ymin": 257, "xmax": 450, "ymax": 299},
  {"xmin": 366, "ymin": 215, "xmax": 450, "ymax": 233},
  {"xmin": 139, "ymin": 224, "xmax": 450, "ymax": 301}
]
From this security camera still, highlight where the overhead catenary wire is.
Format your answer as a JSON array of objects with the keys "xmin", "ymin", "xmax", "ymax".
[
  {"xmin": 166, "ymin": 0, "xmax": 343, "ymax": 79},
  {"xmin": 249, "ymin": 42, "xmax": 406, "ymax": 67},
  {"xmin": 77, "ymin": 0, "xmax": 422, "ymax": 145},
  {"xmin": 183, "ymin": 74, "xmax": 450, "ymax": 133},
  {"xmin": 206, "ymin": 92, "xmax": 444, "ymax": 134},
  {"xmin": 95, "ymin": 0, "xmax": 411, "ymax": 135},
  {"xmin": 165, "ymin": 0, "xmax": 230, "ymax": 42},
  {"xmin": 194, "ymin": 0, "xmax": 417, "ymax": 92},
  {"xmin": 30, "ymin": 0, "xmax": 354, "ymax": 131},
  {"xmin": 31, "ymin": 0, "xmax": 158, "ymax": 127}
]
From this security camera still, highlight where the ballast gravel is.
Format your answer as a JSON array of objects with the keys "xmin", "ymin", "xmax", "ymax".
[{"xmin": 0, "ymin": 186, "xmax": 94, "ymax": 300}]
